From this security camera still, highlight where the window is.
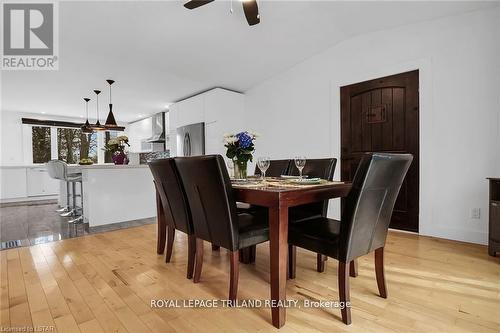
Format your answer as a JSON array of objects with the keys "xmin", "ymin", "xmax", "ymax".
[
  {"xmin": 32, "ymin": 126, "xmax": 51, "ymax": 163},
  {"xmin": 104, "ymin": 131, "xmax": 118, "ymax": 163},
  {"xmin": 57, "ymin": 128, "xmax": 97, "ymax": 164},
  {"xmin": 28, "ymin": 122, "xmax": 114, "ymax": 164},
  {"xmin": 81, "ymin": 132, "xmax": 98, "ymax": 163}
]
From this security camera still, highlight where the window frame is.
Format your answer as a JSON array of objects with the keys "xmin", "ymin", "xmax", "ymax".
[{"xmin": 24, "ymin": 124, "xmax": 106, "ymax": 165}]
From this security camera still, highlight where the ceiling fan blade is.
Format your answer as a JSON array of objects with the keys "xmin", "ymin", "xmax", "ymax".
[
  {"xmin": 184, "ymin": 0, "xmax": 214, "ymax": 10},
  {"xmin": 242, "ymin": 0, "xmax": 260, "ymax": 26}
]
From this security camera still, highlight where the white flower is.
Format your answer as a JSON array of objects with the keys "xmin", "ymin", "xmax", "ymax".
[
  {"xmin": 223, "ymin": 136, "xmax": 239, "ymax": 144},
  {"xmin": 248, "ymin": 131, "xmax": 259, "ymax": 139},
  {"xmin": 223, "ymin": 133, "xmax": 233, "ymax": 138}
]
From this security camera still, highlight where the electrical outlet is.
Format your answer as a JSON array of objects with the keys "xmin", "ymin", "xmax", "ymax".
[{"xmin": 470, "ymin": 208, "xmax": 481, "ymax": 219}]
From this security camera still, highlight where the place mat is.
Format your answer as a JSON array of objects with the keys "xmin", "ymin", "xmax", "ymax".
[
  {"xmin": 232, "ymin": 179, "xmax": 344, "ymax": 189},
  {"xmin": 231, "ymin": 180, "xmax": 265, "ymax": 188}
]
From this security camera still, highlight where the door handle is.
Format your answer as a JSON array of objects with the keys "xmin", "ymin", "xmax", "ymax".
[{"xmin": 184, "ymin": 133, "xmax": 191, "ymax": 156}]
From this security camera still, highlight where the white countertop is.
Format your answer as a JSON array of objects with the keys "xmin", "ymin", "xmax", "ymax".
[
  {"xmin": 1, "ymin": 163, "xmax": 149, "ymax": 169},
  {"xmin": 69, "ymin": 164, "xmax": 149, "ymax": 169}
]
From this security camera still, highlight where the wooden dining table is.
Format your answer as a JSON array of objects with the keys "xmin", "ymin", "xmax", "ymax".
[{"xmin": 232, "ymin": 179, "xmax": 352, "ymax": 328}]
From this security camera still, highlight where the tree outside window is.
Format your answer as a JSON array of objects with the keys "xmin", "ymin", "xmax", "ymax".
[
  {"xmin": 104, "ymin": 131, "xmax": 118, "ymax": 163},
  {"xmin": 32, "ymin": 126, "xmax": 51, "ymax": 163},
  {"xmin": 57, "ymin": 128, "xmax": 97, "ymax": 164}
]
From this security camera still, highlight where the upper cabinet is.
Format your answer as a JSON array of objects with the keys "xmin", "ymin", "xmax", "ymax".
[
  {"xmin": 176, "ymin": 93, "xmax": 205, "ymax": 128},
  {"xmin": 127, "ymin": 117, "xmax": 153, "ymax": 153},
  {"xmin": 169, "ymin": 88, "xmax": 245, "ymax": 156}
]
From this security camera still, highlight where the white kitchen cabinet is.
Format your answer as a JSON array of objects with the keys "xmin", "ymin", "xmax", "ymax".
[
  {"xmin": 127, "ymin": 117, "xmax": 153, "ymax": 153},
  {"xmin": 0, "ymin": 167, "xmax": 27, "ymax": 199},
  {"xmin": 176, "ymin": 93, "xmax": 204, "ymax": 128},
  {"xmin": 26, "ymin": 167, "xmax": 59, "ymax": 196},
  {"xmin": 204, "ymin": 88, "xmax": 244, "ymax": 125},
  {"xmin": 169, "ymin": 88, "xmax": 245, "ymax": 157},
  {"xmin": 168, "ymin": 105, "xmax": 178, "ymax": 155}
]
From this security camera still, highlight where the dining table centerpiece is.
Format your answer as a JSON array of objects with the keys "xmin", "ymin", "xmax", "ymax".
[
  {"xmin": 104, "ymin": 135, "xmax": 130, "ymax": 165},
  {"xmin": 224, "ymin": 131, "xmax": 257, "ymax": 179}
]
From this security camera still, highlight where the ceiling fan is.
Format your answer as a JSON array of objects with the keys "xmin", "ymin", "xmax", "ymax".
[{"xmin": 184, "ymin": 0, "xmax": 260, "ymax": 26}]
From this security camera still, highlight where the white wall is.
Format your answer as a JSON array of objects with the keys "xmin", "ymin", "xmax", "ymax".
[
  {"xmin": 0, "ymin": 111, "xmax": 27, "ymax": 165},
  {"xmin": 244, "ymin": 8, "xmax": 500, "ymax": 245}
]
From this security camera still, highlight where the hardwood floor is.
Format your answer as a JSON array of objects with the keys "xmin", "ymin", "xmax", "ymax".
[{"xmin": 1, "ymin": 224, "xmax": 499, "ymax": 333}]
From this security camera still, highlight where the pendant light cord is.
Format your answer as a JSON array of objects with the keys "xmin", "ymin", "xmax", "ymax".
[{"xmin": 96, "ymin": 93, "xmax": 99, "ymax": 119}]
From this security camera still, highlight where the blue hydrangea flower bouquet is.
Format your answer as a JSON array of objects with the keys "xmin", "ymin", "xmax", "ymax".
[{"xmin": 224, "ymin": 131, "xmax": 258, "ymax": 179}]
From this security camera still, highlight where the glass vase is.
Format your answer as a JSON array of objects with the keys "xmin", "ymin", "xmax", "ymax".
[{"xmin": 233, "ymin": 160, "xmax": 248, "ymax": 179}]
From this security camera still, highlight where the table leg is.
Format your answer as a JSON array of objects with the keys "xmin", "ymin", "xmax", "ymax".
[{"xmin": 269, "ymin": 205, "xmax": 288, "ymax": 328}]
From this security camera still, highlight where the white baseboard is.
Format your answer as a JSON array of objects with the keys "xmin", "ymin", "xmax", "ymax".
[{"xmin": 0, "ymin": 195, "xmax": 58, "ymax": 205}]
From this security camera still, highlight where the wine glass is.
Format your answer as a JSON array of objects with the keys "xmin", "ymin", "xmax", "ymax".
[
  {"xmin": 257, "ymin": 157, "xmax": 270, "ymax": 180},
  {"xmin": 294, "ymin": 156, "xmax": 306, "ymax": 179}
]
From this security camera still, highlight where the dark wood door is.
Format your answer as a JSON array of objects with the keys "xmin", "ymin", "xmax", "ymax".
[{"xmin": 340, "ymin": 70, "xmax": 419, "ymax": 232}]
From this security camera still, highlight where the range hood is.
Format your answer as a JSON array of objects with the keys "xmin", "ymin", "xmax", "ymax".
[{"xmin": 145, "ymin": 112, "xmax": 165, "ymax": 143}]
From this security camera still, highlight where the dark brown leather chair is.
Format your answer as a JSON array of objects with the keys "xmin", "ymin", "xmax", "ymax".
[
  {"xmin": 148, "ymin": 158, "xmax": 196, "ymax": 279},
  {"xmin": 253, "ymin": 159, "xmax": 291, "ymax": 177},
  {"xmin": 288, "ymin": 158, "xmax": 337, "ymax": 221},
  {"xmin": 174, "ymin": 155, "xmax": 269, "ymax": 301},
  {"xmin": 288, "ymin": 158, "xmax": 337, "ymax": 271},
  {"xmin": 288, "ymin": 153, "xmax": 412, "ymax": 325}
]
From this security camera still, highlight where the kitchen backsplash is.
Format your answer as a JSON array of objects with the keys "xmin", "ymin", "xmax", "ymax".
[{"xmin": 139, "ymin": 151, "xmax": 170, "ymax": 164}]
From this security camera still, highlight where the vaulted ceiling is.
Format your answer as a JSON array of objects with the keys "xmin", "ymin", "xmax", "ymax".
[{"xmin": 1, "ymin": 1, "xmax": 497, "ymax": 122}]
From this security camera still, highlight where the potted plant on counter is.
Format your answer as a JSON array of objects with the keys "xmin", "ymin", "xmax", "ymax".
[
  {"xmin": 224, "ymin": 131, "xmax": 257, "ymax": 179},
  {"xmin": 104, "ymin": 135, "xmax": 130, "ymax": 165}
]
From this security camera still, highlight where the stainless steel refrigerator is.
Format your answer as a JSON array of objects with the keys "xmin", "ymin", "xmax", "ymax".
[{"xmin": 176, "ymin": 122, "xmax": 205, "ymax": 156}]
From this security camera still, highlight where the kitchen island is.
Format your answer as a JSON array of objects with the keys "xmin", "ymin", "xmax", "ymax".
[{"xmin": 62, "ymin": 164, "xmax": 156, "ymax": 227}]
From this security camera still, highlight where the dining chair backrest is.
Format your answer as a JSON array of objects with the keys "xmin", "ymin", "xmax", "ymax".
[
  {"xmin": 288, "ymin": 158, "xmax": 337, "ymax": 217},
  {"xmin": 339, "ymin": 153, "xmax": 413, "ymax": 262},
  {"xmin": 174, "ymin": 155, "xmax": 240, "ymax": 251},
  {"xmin": 148, "ymin": 158, "xmax": 193, "ymax": 235},
  {"xmin": 46, "ymin": 160, "xmax": 68, "ymax": 180},
  {"xmin": 254, "ymin": 159, "xmax": 291, "ymax": 177}
]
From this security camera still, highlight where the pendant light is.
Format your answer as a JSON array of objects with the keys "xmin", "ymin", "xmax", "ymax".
[
  {"xmin": 104, "ymin": 79, "xmax": 119, "ymax": 129},
  {"xmin": 90, "ymin": 89, "xmax": 106, "ymax": 131},
  {"xmin": 81, "ymin": 97, "xmax": 93, "ymax": 133}
]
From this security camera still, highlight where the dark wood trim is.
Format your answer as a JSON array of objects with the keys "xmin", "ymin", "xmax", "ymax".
[
  {"xmin": 155, "ymin": 186, "xmax": 166, "ymax": 255},
  {"xmin": 165, "ymin": 226, "xmax": 175, "ymax": 263},
  {"xmin": 375, "ymin": 247, "xmax": 387, "ymax": 298},
  {"xmin": 268, "ymin": 204, "xmax": 288, "ymax": 328},
  {"xmin": 193, "ymin": 238, "xmax": 204, "ymax": 283},
  {"xmin": 229, "ymin": 251, "xmax": 239, "ymax": 302},
  {"xmin": 338, "ymin": 262, "xmax": 352, "ymax": 325},
  {"xmin": 288, "ymin": 245, "xmax": 296, "ymax": 279},
  {"xmin": 316, "ymin": 254, "xmax": 325, "ymax": 272},
  {"xmin": 349, "ymin": 259, "xmax": 358, "ymax": 277},
  {"xmin": 187, "ymin": 235, "xmax": 196, "ymax": 279},
  {"xmin": 22, "ymin": 117, "xmax": 125, "ymax": 131},
  {"xmin": 488, "ymin": 178, "xmax": 500, "ymax": 256}
]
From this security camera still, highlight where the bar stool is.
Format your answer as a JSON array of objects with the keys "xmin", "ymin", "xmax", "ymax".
[{"xmin": 46, "ymin": 160, "xmax": 84, "ymax": 224}]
